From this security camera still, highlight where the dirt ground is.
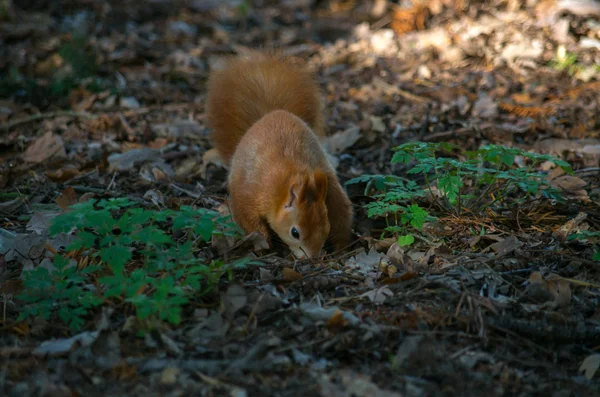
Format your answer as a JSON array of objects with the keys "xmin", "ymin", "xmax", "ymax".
[{"xmin": 1, "ymin": 1, "xmax": 600, "ymax": 396}]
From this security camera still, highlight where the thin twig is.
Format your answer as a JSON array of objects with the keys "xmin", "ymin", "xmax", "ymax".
[
  {"xmin": 574, "ymin": 167, "xmax": 600, "ymax": 174},
  {"xmin": 1, "ymin": 111, "xmax": 97, "ymax": 132}
]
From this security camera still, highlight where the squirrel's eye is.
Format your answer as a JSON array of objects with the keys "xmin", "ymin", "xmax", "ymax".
[{"xmin": 291, "ymin": 227, "xmax": 300, "ymax": 240}]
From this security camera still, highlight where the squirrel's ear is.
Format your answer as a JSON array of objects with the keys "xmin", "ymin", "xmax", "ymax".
[
  {"xmin": 313, "ymin": 169, "xmax": 328, "ymax": 201},
  {"xmin": 286, "ymin": 182, "xmax": 300, "ymax": 209}
]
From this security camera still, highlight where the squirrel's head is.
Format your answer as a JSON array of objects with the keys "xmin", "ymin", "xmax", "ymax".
[{"xmin": 271, "ymin": 168, "xmax": 330, "ymax": 259}]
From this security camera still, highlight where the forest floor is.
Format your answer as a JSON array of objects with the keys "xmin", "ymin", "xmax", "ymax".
[{"xmin": 1, "ymin": 1, "xmax": 600, "ymax": 396}]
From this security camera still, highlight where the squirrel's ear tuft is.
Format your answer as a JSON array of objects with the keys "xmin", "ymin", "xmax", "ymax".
[
  {"xmin": 299, "ymin": 169, "xmax": 328, "ymax": 203},
  {"xmin": 313, "ymin": 169, "xmax": 328, "ymax": 201}
]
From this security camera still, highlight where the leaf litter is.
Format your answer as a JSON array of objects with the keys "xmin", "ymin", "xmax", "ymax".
[{"xmin": 0, "ymin": 0, "xmax": 600, "ymax": 396}]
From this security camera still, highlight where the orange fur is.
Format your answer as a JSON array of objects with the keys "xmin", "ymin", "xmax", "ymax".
[
  {"xmin": 206, "ymin": 53, "xmax": 352, "ymax": 258},
  {"xmin": 206, "ymin": 52, "xmax": 325, "ymax": 165}
]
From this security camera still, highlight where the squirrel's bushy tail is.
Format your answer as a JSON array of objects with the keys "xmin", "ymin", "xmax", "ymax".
[{"xmin": 205, "ymin": 52, "xmax": 324, "ymax": 165}]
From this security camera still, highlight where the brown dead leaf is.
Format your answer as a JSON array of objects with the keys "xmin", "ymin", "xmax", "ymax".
[
  {"xmin": 545, "ymin": 277, "xmax": 572, "ymax": 308},
  {"xmin": 550, "ymin": 175, "xmax": 588, "ymax": 190},
  {"xmin": 489, "ymin": 235, "xmax": 522, "ymax": 256},
  {"xmin": 399, "ymin": 271, "xmax": 418, "ymax": 281},
  {"xmin": 386, "ymin": 243, "xmax": 406, "ymax": 267},
  {"xmin": 522, "ymin": 272, "xmax": 555, "ymax": 304},
  {"xmin": 56, "ymin": 187, "xmax": 78, "ymax": 210},
  {"xmin": 549, "ymin": 175, "xmax": 589, "ymax": 202},
  {"xmin": 72, "ymin": 92, "xmax": 100, "ymax": 112},
  {"xmin": 22, "ymin": 132, "xmax": 66, "ymax": 164},
  {"xmin": 149, "ymin": 138, "xmax": 169, "ymax": 149},
  {"xmin": 554, "ymin": 212, "xmax": 588, "ymax": 242},
  {"xmin": 46, "ymin": 167, "xmax": 81, "ymax": 182},
  {"xmin": 511, "ymin": 93, "xmax": 535, "ymax": 104},
  {"xmin": 523, "ymin": 272, "xmax": 572, "ymax": 308},
  {"xmin": 283, "ymin": 267, "xmax": 302, "ymax": 282},
  {"xmin": 0, "ymin": 279, "xmax": 23, "ymax": 296},
  {"xmin": 391, "ymin": 4, "xmax": 430, "ymax": 34},
  {"xmin": 327, "ymin": 310, "xmax": 348, "ymax": 330},
  {"xmin": 35, "ymin": 53, "xmax": 63, "ymax": 76},
  {"xmin": 365, "ymin": 237, "xmax": 396, "ymax": 252}
]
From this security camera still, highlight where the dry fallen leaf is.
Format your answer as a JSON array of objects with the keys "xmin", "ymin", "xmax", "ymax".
[
  {"xmin": 554, "ymin": 212, "xmax": 588, "ymax": 242},
  {"xmin": 549, "ymin": 175, "xmax": 589, "ymax": 202},
  {"xmin": 489, "ymin": 235, "xmax": 523, "ymax": 256},
  {"xmin": 222, "ymin": 284, "xmax": 247, "ymax": 319},
  {"xmin": 523, "ymin": 272, "xmax": 572, "ymax": 308},
  {"xmin": 361, "ymin": 286, "xmax": 393, "ymax": 304},
  {"xmin": 283, "ymin": 267, "xmax": 303, "ymax": 282},
  {"xmin": 26, "ymin": 211, "xmax": 59, "ymax": 235},
  {"xmin": 160, "ymin": 367, "xmax": 180, "ymax": 385},
  {"xmin": 322, "ymin": 125, "xmax": 361, "ymax": 155},
  {"xmin": 579, "ymin": 354, "xmax": 600, "ymax": 380},
  {"xmin": 33, "ymin": 331, "xmax": 100, "ymax": 356},
  {"xmin": 344, "ymin": 248, "xmax": 385, "ymax": 275},
  {"xmin": 46, "ymin": 167, "xmax": 81, "ymax": 182},
  {"xmin": 327, "ymin": 310, "xmax": 348, "ymax": 330},
  {"xmin": 472, "ymin": 93, "xmax": 499, "ymax": 119},
  {"xmin": 56, "ymin": 186, "xmax": 78, "ymax": 210},
  {"xmin": 22, "ymin": 131, "xmax": 66, "ymax": 164},
  {"xmin": 545, "ymin": 274, "xmax": 572, "ymax": 308}
]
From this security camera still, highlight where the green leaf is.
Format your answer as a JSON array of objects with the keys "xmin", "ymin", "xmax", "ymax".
[
  {"xmin": 594, "ymin": 252, "xmax": 600, "ymax": 261},
  {"xmin": 397, "ymin": 234, "xmax": 415, "ymax": 247},
  {"xmin": 115, "ymin": 212, "xmax": 135, "ymax": 234},
  {"xmin": 128, "ymin": 208, "xmax": 155, "ymax": 226},
  {"xmin": 437, "ymin": 174, "xmax": 462, "ymax": 202},
  {"xmin": 85, "ymin": 209, "xmax": 116, "ymax": 235},
  {"xmin": 391, "ymin": 151, "xmax": 412, "ymax": 164},
  {"xmin": 404, "ymin": 204, "xmax": 429, "ymax": 230},
  {"xmin": 133, "ymin": 226, "xmax": 173, "ymax": 245},
  {"xmin": 195, "ymin": 215, "xmax": 214, "ymax": 242},
  {"xmin": 97, "ymin": 198, "xmax": 136, "ymax": 210},
  {"xmin": 407, "ymin": 162, "xmax": 434, "ymax": 175},
  {"xmin": 499, "ymin": 153, "xmax": 515, "ymax": 167},
  {"xmin": 100, "ymin": 245, "xmax": 131, "ymax": 274},
  {"xmin": 67, "ymin": 231, "xmax": 97, "ymax": 251}
]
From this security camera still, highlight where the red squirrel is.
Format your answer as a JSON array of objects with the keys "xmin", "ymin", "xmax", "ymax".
[{"xmin": 205, "ymin": 52, "xmax": 353, "ymax": 258}]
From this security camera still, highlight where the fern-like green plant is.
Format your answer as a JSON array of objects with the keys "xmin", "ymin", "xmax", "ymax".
[
  {"xmin": 18, "ymin": 198, "xmax": 254, "ymax": 332},
  {"xmin": 347, "ymin": 142, "xmax": 573, "ymax": 247}
]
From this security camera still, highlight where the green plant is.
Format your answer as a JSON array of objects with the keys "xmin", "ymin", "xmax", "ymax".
[
  {"xmin": 237, "ymin": 0, "xmax": 252, "ymax": 17},
  {"xmin": 18, "ymin": 255, "xmax": 102, "ymax": 330},
  {"xmin": 17, "ymin": 198, "xmax": 255, "ymax": 332},
  {"xmin": 346, "ymin": 142, "xmax": 573, "ymax": 246},
  {"xmin": 395, "ymin": 142, "xmax": 571, "ymax": 212},
  {"xmin": 568, "ymin": 230, "xmax": 600, "ymax": 261},
  {"xmin": 550, "ymin": 47, "xmax": 581, "ymax": 76},
  {"xmin": 346, "ymin": 174, "xmax": 432, "ymax": 246},
  {"xmin": 0, "ymin": 0, "xmax": 13, "ymax": 21}
]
